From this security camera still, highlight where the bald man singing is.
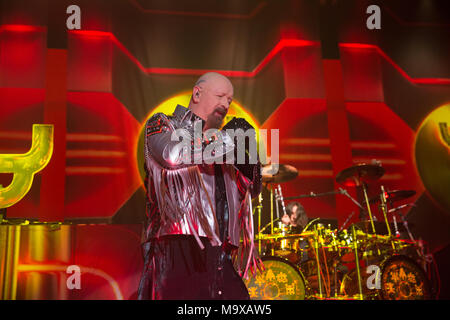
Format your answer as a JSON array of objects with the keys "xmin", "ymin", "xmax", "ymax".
[{"xmin": 138, "ymin": 73, "xmax": 262, "ymax": 300}]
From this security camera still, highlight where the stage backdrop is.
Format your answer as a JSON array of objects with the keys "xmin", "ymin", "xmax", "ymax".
[{"xmin": 0, "ymin": 0, "xmax": 449, "ymax": 299}]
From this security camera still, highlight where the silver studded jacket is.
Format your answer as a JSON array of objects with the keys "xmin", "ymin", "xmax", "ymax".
[{"xmin": 143, "ymin": 104, "xmax": 261, "ymax": 252}]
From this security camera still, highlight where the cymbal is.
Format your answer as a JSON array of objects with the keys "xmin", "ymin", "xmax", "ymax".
[
  {"xmin": 261, "ymin": 163, "xmax": 298, "ymax": 183},
  {"xmin": 365, "ymin": 190, "xmax": 417, "ymax": 205},
  {"xmin": 336, "ymin": 163, "xmax": 385, "ymax": 185}
]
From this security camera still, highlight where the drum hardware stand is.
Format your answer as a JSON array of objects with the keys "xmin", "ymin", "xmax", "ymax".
[
  {"xmin": 392, "ymin": 214, "xmax": 400, "ymax": 237},
  {"xmin": 351, "ymin": 225, "xmax": 364, "ymax": 300},
  {"xmin": 313, "ymin": 224, "xmax": 323, "ymax": 299},
  {"xmin": 379, "ymin": 186, "xmax": 392, "ymax": 238},
  {"xmin": 269, "ymin": 185, "xmax": 274, "ymax": 235},
  {"xmin": 388, "ymin": 203, "xmax": 416, "ymax": 242},
  {"xmin": 337, "ymin": 187, "xmax": 365, "ymax": 230},
  {"xmin": 338, "ymin": 188, "xmax": 365, "ymax": 210},
  {"xmin": 333, "ymin": 261, "xmax": 338, "ymax": 298},
  {"xmin": 267, "ymin": 185, "xmax": 276, "ymax": 255},
  {"xmin": 257, "ymin": 193, "xmax": 263, "ymax": 255},
  {"xmin": 285, "ymin": 188, "xmax": 357, "ymax": 201},
  {"xmin": 388, "ymin": 203, "xmax": 426, "ymax": 263},
  {"xmin": 339, "ymin": 211, "xmax": 355, "ymax": 233},
  {"xmin": 273, "ymin": 188, "xmax": 283, "ymax": 233},
  {"xmin": 284, "ymin": 190, "xmax": 339, "ymax": 200},
  {"xmin": 361, "ymin": 182, "xmax": 376, "ymax": 234},
  {"xmin": 379, "ymin": 186, "xmax": 397, "ymax": 253},
  {"xmin": 416, "ymin": 239, "xmax": 431, "ymax": 273},
  {"xmin": 274, "ymin": 188, "xmax": 280, "ymax": 229},
  {"xmin": 277, "ymin": 185, "xmax": 287, "ymax": 217},
  {"xmin": 388, "ymin": 199, "xmax": 401, "ymax": 238},
  {"xmin": 390, "ymin": 204, "xmax": 429, "ymax": 271},
  {"xmin": 331, "ymin": 230, "xmax": 339, "ymax": 298},
  {"xmin": 276, "ymin": 184, "xmax": 289, "ymax": 234}
]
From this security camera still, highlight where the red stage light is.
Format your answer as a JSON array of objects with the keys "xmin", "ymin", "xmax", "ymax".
[
  {"xmin": 340, "ymin": 43, "xmax": 450, "ymax": 85},
  {"xmin": 0, "ymin": 24, "xmax": 45, "ymax": 33},
  {"xmin": 69, "ymin": 30, "xmax": 319, "ymax": 77},
  {"xmin": 67, "ymin": 29, "xmax": 450, "ymax": 86}
]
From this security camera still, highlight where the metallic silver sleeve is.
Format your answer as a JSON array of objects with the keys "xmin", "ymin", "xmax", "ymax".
[{"xmin": 145, "ymin": 113, "xmax": 234, "ymax": 169}]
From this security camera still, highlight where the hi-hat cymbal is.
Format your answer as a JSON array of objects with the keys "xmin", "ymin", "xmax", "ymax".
[
  {"xmin": 365, "ymin": 190, "xmax": 417, "ymax": 205},
  {"xmin": 336, "ymin": 163, "xmax": 385, "ymax": 185},
  {"xmin": 262, "ymin": 164, "xmax": 298, "ymax": 183}
]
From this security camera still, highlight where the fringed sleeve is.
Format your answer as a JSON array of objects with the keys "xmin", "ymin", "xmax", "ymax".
[
  {"xmin": 232, "ymin": 170, "xmax": 264, "ymax": 279},
  {"xmin": 144, "ymin": 113, "xmax": 223, "ymax": 249}
]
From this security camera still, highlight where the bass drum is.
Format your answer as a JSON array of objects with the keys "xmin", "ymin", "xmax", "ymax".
[
  {"xmin": 379, "ymin": 255, "xmax": 432, "ymax": 300},
  {"xmin": 340, "ymin": 255, "xmax": 432, "ymax": 300},
  {"xmin": 244, "ymin": 256, "xmax": 308, "ymax": 300}
]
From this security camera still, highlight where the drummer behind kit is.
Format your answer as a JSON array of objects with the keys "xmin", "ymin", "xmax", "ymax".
[{"xmin": 244, "ymin": 161, "xmax": 435, "ymax": 300}]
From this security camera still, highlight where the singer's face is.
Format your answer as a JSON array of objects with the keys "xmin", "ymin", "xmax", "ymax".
[{"xmin": 198, "ymin": 79, "xmax": 233, "ymax": 130}]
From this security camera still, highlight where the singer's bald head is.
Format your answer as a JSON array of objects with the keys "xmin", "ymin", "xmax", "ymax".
[{"xmin": 194, "ymin": 72, "xmax": 232, "ymax": 88}]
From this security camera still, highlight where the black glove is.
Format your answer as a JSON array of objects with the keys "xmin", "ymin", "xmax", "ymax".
[{"xmin": 222, "ymin": 117, "xmax": 259, "ymax": 180}]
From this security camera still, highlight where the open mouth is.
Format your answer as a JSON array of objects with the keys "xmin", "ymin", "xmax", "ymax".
[{"xmin": 215, "ymin": 108, "xmax": 227, "ymax": 118}]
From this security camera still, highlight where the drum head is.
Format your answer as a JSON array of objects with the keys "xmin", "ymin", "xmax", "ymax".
[
  {"xmin": 244, "ymin": 256, "xmax": 307, "ymax": 300},
  {"xmin": 340, "ymin": 255, "xmax": 432, "ymax": 300},
  {"xmin": 381, "ymin": 255, "xmax": 432, "ymax": 300}
]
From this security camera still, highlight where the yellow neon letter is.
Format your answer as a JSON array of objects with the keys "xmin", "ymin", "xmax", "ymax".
[{"xmin": 0, "ymin": 124, "xmax": 54, "ymax": 209}]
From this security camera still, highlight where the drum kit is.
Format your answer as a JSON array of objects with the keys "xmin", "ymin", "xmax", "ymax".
[{"xmin": 244, "ymin": 162, "xmax": 433, "ymax": 300}]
